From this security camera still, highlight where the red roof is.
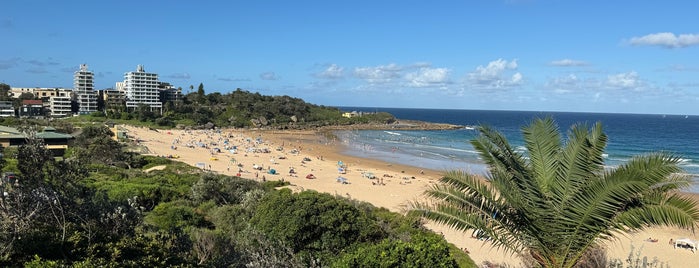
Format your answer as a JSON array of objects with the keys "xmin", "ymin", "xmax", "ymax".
[{"xmin": 22, "ymin": 100, "xmax": 43, "ymax": 105}]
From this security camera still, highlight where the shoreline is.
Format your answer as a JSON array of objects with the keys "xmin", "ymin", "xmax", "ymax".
[{"xmin": 122, "ymin": 125, "xmax": 699, "ymax": 267}]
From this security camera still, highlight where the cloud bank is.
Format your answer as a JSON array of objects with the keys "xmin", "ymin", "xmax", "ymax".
[
  {"xmin": 467, "ymin": 58, "xmax": 523, "ymax": 89},
  {"xmin": 629, "ymin": 32, "xmax": 699, "ymax": 48},
  {"xmin": 550, "ymin": 59, "xmax": 587, "ymax": 67},
  {"xmin": 314, "ymin": 64, "xmax": 344, "ymax": 79}
]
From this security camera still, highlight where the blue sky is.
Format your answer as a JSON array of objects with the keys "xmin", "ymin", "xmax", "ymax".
[{"xmin": 2, "ymin": 1, "xmax": 698, "ymax": 115}]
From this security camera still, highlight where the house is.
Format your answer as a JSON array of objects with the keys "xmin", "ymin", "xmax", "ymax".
[
  {"xmin": 0, "ymin": 125, "xmax": 73, "ymax": 155},
  {"xmin": 342, "ymin": 111, "xmax": 360, "ymax": 118},
  {"xmin": 19, "ymin": 100, "xmax": 45, "ymax": 118},
  {"xmin": 0, "ymin": 101, "xmax": 15, "ymax": 117},
  {"xmin": 36, "ymin": 127, "xmax": 74, "ymax": 153}
]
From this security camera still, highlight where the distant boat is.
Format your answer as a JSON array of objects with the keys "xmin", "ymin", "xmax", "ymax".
[{"xmin": 463, "ymin": 126, "xmax": 477, "ymax": 130}]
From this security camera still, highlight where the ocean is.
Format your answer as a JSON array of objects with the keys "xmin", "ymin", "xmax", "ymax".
[{"xmin": 334, "ymin": 107, "xmax": 699, "ymax": 193}]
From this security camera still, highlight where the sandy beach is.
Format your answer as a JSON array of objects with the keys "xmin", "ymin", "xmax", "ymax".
[{"xmin": 123, "ymin": 125, "xmax": 699, "ymax": 267}]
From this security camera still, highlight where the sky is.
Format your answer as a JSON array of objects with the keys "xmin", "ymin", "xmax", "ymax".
[{"xmin": 1, "ymin": 1, "xmax": 699, "ymax": 115}]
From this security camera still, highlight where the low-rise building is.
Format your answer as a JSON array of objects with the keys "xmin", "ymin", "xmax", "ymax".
[
  {"xmin": 159, "ymin": 82, "xmax": 182, "ymax": 104},
  {"xmin": 0, "ymin": 125, "xmax": 73, "ymax": 155},
  {"xmin": 11, "ymin": 87, "xmax": 74, "ymax": 117},
  {"xmin": 101, "ymin": 88, "xmax": 126, "ymax": 113},
  {"xmin": 0, "ymin": 101, "xmax": 14, "ymax": 117},
  {"xmin": 19, "ymin": 100, "xmax": 45, "ymax": 118}
]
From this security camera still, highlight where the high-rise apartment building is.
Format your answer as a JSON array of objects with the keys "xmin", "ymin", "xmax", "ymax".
[
  {"xmin": 74, "ymin": 64, "xmax": 97, "ymax": 114},
  {"xmin": 124, "ymin": 65, "xmax": 162, "ymax": 111}
]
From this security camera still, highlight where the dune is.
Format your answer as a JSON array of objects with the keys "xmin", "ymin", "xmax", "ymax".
[{"xmin": 122, "ymin": 125, "xmax": 699, "ymax": 267}]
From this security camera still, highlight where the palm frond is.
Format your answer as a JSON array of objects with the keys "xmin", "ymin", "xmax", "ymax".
[
  {"xmin": 613, "ymin": 193, "xmax": 699, "ymax": 231},
  {"xmin": 409, "ymin": 118, "xmax": 699, "ymax": 268},
  {"xmin": 522, "ymin": 117, "xmax": 561, "ymax": 196},
  {"xmin": 554, "ymin": 123, "xmax": 607, "ymax": 204}
]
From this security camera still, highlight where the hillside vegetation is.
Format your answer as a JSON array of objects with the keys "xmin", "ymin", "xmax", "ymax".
[
  {"xmin": 85, "ymin": 87, "xmax": 395, "ymax": 129},
  {"xmin": 0, "ymin": 125, "xmax": 475, "ymax": 267}
]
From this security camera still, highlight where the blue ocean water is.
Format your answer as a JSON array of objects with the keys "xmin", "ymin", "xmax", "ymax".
[{"xmin": 335, "ymin": 107, "xmax": 699, "ymax": 192}]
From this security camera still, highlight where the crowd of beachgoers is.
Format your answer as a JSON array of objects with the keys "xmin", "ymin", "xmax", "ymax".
[{"xmin": 124, "ymin": 125, "xmax": 699, "ymax": 267}]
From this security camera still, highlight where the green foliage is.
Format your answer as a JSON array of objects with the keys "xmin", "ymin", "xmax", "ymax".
[
  {"xmin": 191, "ymin": 173, "xmax": 263, "ymax": 205},
  {"xmin": 145, "ymin": 200, "xmax": 208, "ymax": 232},
  {"xmin": 72, "ymin": 125, "xmax": 137, "ymax": 167},
  {"xmin": 250, "ymin": 190, "xmax": 380, "ymax": 259},
  {"xmin": 0, "ymin": 127, "xmax": 472, "ymax": 267},
  {"xmin": 87, "ymin": 169, "xmax": 199, "ymax": 210},
  {"xmin": 410, "ymin": 117, "xmax": 699, "ymax": 268},
  {"xmin": 0, "ymin": 138, "xmax": 144, "ymax": 266},
  {"xmin": 23, "ymin": 255, "xmax": 61, "ymax": 268},
  {"xmin": 0, "ymin": 83, "xmax": 11, "ymax": 101},
  {"xmin": 65, "ymin": 88, "xmax": 396, "ymax": 129},
  {"xmin": 333, "ymin": 233, "xmax": 459, "ymax": 268}
]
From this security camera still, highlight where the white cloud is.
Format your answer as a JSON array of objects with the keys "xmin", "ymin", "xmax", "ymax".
[
  {"xmin": 405, "ymin": 67, "xmax": 450, "ymax": 87},
  {"xmin": 353, "ymin": 63, "xmax": 402, "ymax": 84},
  {"xmin": 512, "ymin": 72, "xmax": 523, "ymax": 83},
  {"xmin": 166, "ymin": 73, "xmax": 191, "ymax": 79},
  {"xmin": 315, "ymin": 64, "xmax": 344, "ymax": 79},
  {"xmin": 606, "ymin": 71, "xmax": 642, "ymax": 90},
  {"xmin": 467, "ymin": 59, "xmax": 523, "ymax": 89},
  {"xmin": 628, "ymin": 32, "xmax": 699, "ymax": 49},
  {"xmin": 260, "ymin": 72, "xmax": 279, "ymax": 81},
  {"xmin": 546, "ymin": 74, "xmax": 581, "ymax": 94},
  {"xmin": 550, "ymin": 59, "xmax": 587, "ymax": 67}
]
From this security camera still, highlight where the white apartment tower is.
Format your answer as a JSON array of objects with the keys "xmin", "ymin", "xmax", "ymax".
[
  {"xmin": 124, "ymin": 65, "xmax": 162, "ymax": 111},
  {"xmin": 74, "ymin": 64, "xmax": 98, "ymax": 114}
]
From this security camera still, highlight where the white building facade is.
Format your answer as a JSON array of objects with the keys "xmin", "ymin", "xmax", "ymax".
[
  {"xmin": 123, "ymin": 65, "xmax": 162, "ymax": 111},
  {"xmin": 49, "ymin": 90, "xmax": 73, "ymax": 117},
  {"xmin": 74, "ymin": 64, "xmax": 97, "ymax": 114}
]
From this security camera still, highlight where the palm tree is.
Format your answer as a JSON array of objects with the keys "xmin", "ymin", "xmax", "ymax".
[{"xmin": 410, "ymin": 117, "xmax": 699, "ymax": 268}]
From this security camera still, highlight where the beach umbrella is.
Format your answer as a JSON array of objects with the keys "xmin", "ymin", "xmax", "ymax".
[{"xmin": 306, "ymin": 174, "xmax": 315, "ymax": 179}]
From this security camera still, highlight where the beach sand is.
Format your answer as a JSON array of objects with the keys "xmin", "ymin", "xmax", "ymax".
[{"xmin": 123, "ymin": 125, "xmax": 699, "ymax": 267}]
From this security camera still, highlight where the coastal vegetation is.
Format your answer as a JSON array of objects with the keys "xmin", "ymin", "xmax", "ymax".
[
  {"xmin": 92, "ymin": 87, "xmax": 395, "ymax": 129},
  {"xmin": 0, "ymin": 125, "xmax": 473, "ymax": 267},
  {"xmin": 410, "ymin": 117, "xmax": 699, "ymax": 268}
]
